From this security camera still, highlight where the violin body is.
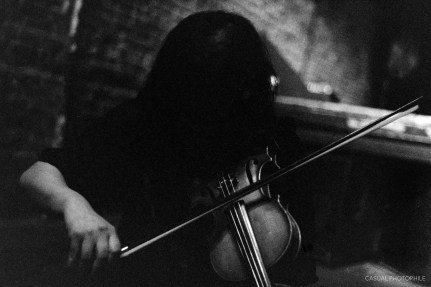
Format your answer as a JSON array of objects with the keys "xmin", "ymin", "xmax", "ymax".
[{"xmin": 207, "ymin": 150, "xmax": 301, "ymax": 283}]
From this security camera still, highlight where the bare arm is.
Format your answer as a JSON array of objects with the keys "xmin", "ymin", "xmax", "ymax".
[{"xmin": 20, "ymin": 161, "xmax": 121, "ymax": 272}]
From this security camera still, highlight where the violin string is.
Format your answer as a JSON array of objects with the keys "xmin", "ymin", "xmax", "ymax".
[
  {"xmin": 239, "ymin": 204, "xmax": 271, "ymax": 286},
  {"xmin": 237, "ymin": 203, "xmax": 271, "ymax": 287},
  {"xmin": 228, "ymin": 204, "xmax": 263, "ymax": 286},
  {"xmin": 226, "ymin": 175, "xmax": 261, "ymax": 284},
  {"xmin": 120, "ymin": 97, "xmax": 420, "ymax": 258},
  {"xmin": 220, "ymin": 171, "xmax": 255, "ymax": 272},
  {"xmin": 222, "ymin": 175, "xmax": 253, "ymax": 277},
  {"xmin": 226, "ymin": 174, "xmax": 270, "ymax": 286}
]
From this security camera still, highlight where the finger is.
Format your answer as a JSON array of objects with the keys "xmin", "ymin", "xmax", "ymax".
[
  {"xmin": 79, "ymin": 236, "xmax": 95, "ymax": 271},
  {"xmin": 67, "ymin": 236, "xmax": 81, "ymax": 267},
  {"xmin": 92, "ymin": 234, "xmax": 109, "ymax": 272},
  {"xmin": 108, "ymin": 232, "xmax": 121, "ymax": 263}
]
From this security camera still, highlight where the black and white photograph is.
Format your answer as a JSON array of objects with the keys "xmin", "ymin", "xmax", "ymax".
[{"xmin": 1, "ymin": 0, "xmax": 431, "ymax": 286}]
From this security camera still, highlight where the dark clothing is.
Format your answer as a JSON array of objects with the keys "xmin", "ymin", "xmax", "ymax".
[{"xmin": 40, "ymin": 97, "xmax": 317, "ymax": 286}]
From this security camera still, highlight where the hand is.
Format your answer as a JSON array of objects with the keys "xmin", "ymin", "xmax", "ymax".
[{"xmin": 63, "ymin": 197, "xmax": 121, "ymax": 274}]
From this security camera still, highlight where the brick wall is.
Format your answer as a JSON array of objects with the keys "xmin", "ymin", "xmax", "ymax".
[
  {"xmin": 0, "ymin": 0, "xmax": 72, "ymax": 216},
  {"xmin": 65, "ymin": 0, "xmax": 216, "ymax": 139}
]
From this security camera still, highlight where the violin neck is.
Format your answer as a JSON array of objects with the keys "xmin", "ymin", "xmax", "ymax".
[{"xmin": 226, "ymin": 200, "xmax": 272, "ymax": 287}]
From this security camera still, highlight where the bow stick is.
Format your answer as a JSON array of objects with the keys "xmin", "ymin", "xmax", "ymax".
[{"xmin": 121, "ymin": 97, "xmax": 421, "ymax": 258}]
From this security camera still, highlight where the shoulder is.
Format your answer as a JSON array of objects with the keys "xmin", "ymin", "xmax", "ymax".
[{"xmin": 70, "ymin": 97, "xmax": 149, "ymax": 148}]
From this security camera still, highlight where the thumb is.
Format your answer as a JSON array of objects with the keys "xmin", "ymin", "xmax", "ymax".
[{"xmin": 108, "ymin": 232, "xmax": 121, "ymax": 263}]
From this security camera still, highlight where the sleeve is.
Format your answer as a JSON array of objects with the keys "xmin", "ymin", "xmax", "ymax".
[{"xmin": 38, "ymin": 99, "xmax": 145, "ymax": 211}]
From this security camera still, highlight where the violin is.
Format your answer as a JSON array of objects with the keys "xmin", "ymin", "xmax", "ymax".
[
  {"xmin": 120, "ymin": 97, "xmax": 420, "ymax": 286},
  {"xmin": 207, "ymin": 148, "xmax": 301, "ymax": 286}
]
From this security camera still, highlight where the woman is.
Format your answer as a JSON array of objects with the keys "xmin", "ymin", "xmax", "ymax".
[{"xmin": 20, "ymin": 11, "xmax": 317, "ymax": 286}]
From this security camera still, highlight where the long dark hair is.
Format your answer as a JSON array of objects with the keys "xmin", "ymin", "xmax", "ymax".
[{"xmin": 141, "ymin": 11, "xmax": 278, "ymax": 171}]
